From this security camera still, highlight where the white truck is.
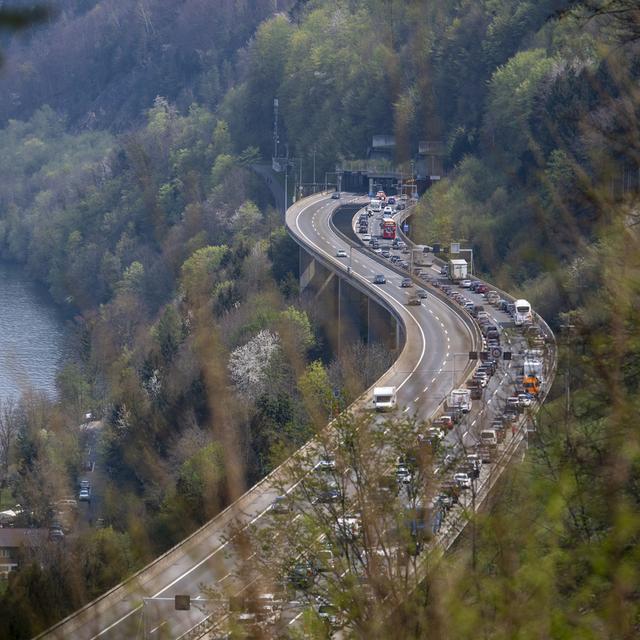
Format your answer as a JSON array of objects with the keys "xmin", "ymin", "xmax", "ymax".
[
  {"xmin": 369, "ymin": 199, "xmax": 383, "ymax": 213},
  {"xmin": 449, "ymin": 388, "xmax": 471, "ymax": 413},
  {"xmin": 448, "ymin": 259, "xmax": 468, "ymax": 282},
  {"xmin": 373, "ymin": 386, "xmax": 397, "ymax": 411}
]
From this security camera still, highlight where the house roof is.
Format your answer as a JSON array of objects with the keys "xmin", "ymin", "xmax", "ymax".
[{"xmin": 0, "ymin": 528, "xmax": 47, "ymax": 548}]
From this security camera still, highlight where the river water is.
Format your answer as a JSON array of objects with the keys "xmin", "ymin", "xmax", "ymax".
[{"xmin": 0, "ymin": 263, "xmax": 70, "ymax": 402}]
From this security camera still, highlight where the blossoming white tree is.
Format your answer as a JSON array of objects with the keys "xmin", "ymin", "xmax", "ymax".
[{"xmin": 228, "ymin": 330, "xmax": 280, "ymax": 401}]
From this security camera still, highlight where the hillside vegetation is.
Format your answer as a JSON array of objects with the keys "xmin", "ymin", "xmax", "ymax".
[{"xmin": 0, "ymin": 0, "xmax": 638, "ymax": 637}]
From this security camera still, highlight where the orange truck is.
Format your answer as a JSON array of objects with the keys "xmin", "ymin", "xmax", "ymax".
[{"xmin": 523, "ymin": 375, "xmax": 540, "ymax": 396}]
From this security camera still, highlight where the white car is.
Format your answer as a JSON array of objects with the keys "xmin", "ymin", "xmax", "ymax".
[
  {"xmin": 395, "ymin": 464, "xmax": 412, "ymax": 484},
  {"xmin": 518, "ymin": 393, "xmax": 535, "ymax": 407},
  {"xmin": 460, "ymin": 280, "xmax": 472, "ymax": 288},
  {"xmin": 454, "ymin": 472, "xmax": 472, "ymax": 489},
  {"xmin": 362, "ymin": 234, "xmax": 372, "ymax": 242},
  {"xmin": 336, "ymin": 249, "xmax": 347, "ymax": 258},
  {"xmin": 316, "ymin": 455, "xmax": 336, "ymax": 471}
]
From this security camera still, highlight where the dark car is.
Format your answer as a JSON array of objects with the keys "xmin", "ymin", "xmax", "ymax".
[
  {"xmin": 316, "ymin": 487, "xmax": 341, "ymax": 504},
  {"xmin": 289, "ymin": 561, "xmax": 318, "ymax": 590},
  {"xmin": 401, "ymin": 278, "xmax": 412, "ymax": 287},
  {"xmin": 331, "ymin": 192, "xmax": 341, "ymax": 199},
  {"xmin": 270, "ymin": 496, "xmax": 292, "ymax": 515},
  {"xmin": 373, "ymin": 274, "xmax": 386, "ymax": 284}
]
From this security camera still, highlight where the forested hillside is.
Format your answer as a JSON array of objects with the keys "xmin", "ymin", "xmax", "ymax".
[{"xmin": 0, "ymin": 0, "xmax": 638, "ymax": 637}]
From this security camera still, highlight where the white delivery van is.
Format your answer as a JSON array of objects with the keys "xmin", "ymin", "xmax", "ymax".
[{"xmin": 373, "ymin": 386, "xmax": 397, "ymax": 411}]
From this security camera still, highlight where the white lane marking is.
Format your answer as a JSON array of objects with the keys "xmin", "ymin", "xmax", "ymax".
[
  {"xmin": 149, "ymin": 621, "xmax": 167, "ymax": 634},
  {"xmin": 414, "ymin": 396, "xmax": 420, "ymax": 403},
  {"xmin": 289, "ymin": 611, "xmax": 305, "ymax": 626}
]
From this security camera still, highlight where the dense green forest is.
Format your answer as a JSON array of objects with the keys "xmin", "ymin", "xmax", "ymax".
[{"xmin": 0, "ymin": 0, "xmax": 638, "ymax": 637}]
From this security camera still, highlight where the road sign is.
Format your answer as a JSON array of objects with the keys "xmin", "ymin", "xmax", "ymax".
[
  {"xmin": 491, "ymin": 347, "xmax": 502, "ymax": 359},
  {"xmin": 402, "ymin": 223, "xmax": 409, "ymax": 232},
  {"xmin": 502, "ymin": 351, "xmax": 512, "ymax": 360}
]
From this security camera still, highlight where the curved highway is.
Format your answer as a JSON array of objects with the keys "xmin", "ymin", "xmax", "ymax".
[
  {"xmin": 288, "ymin": 193, "xmax": 479, "ymax": 425},
  {"xmin": 37, "ymin": 194, "xmax": 509, "ymax": 640}
]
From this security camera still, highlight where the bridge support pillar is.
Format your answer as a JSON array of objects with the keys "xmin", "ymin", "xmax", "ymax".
[
  {"xmin": 367, "ymin": 297, "xmax": 401, "ymax": 352},
  {"xmin": 298, "ymin": 246, "xmax": 400, "ymax": 362},
  {"xmin": 299, "ymin": 248, "xmax": 316, "ymax": 293}
]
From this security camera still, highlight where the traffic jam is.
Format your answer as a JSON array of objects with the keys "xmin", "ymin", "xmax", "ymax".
[{"xmin": 206, "ymin": 191, "xmax": 551, "ymax": 638}]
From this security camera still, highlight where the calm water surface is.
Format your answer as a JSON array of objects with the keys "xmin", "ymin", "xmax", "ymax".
[{"xmin": 0, "ymin": 263, "xmax": 70, "ymax": 402}]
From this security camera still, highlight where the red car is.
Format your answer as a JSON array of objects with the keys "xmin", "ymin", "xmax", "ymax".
[{"xmin": 476, "ymin": 284, "xmax": 488, "ymax": 294}]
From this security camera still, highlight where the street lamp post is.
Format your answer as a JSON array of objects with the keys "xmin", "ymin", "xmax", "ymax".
[{"xmin": 312, "ymin": 146, "xmax": 317, "ymax": 193}]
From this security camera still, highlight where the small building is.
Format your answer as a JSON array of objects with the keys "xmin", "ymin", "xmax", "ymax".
[{"xmin": 0, "ymin": 528, "xmax": 47, "ymax": 578}]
